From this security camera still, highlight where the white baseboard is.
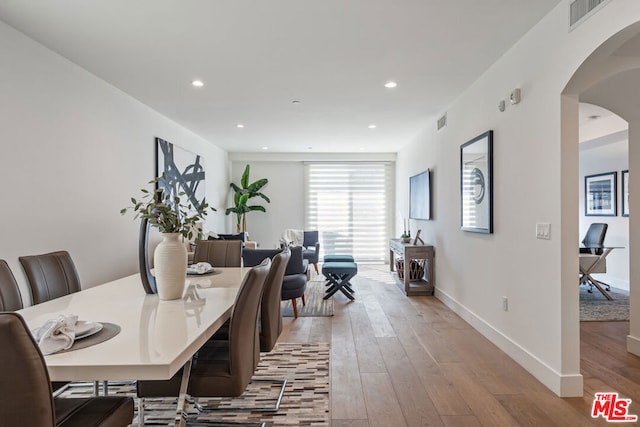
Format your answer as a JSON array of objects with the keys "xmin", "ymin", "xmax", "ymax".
[
  {"xmin": 434, "ymin": 288, "xmax": 583, "ymax": 397},
  {"xmin": 627, "ymin": 334, "xmax": 640, "ymax": 356}
]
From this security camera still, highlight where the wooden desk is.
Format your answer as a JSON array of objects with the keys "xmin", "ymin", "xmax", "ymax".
[
  {"xmin": 389, "ymin": 239, "xmax": 435, "ymax": 296},
  {"xmin": 18, "ymin": 267, "xmax": 246, "ymax": 426}
]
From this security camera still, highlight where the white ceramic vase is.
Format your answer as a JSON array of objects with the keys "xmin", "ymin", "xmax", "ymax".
[{"xmin": 154, "ymin": 232, "xmax": 188, "ymax": 300}]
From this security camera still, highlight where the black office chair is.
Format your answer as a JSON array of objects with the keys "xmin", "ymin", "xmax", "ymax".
[
  {"xmin": 580, "ymin": 223, "xmax": 608, "ymax": 255},
  {"xmin": 579, "ymin": 223, "xmax": 610, "ymax": 292}
]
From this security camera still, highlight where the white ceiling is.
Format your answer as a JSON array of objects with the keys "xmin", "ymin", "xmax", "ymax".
[{"xmin": 0, "ymin": 0, "xmax": 563, "ymax": 153}]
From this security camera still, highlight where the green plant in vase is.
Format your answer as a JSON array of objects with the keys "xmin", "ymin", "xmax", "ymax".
[
  {"xmin": 226, "ymin": 164, "xmax": 270, "ymax": 233},
  {"xmin": 121, "ymin": 174, "xmax": 215, "ymax": 300}
]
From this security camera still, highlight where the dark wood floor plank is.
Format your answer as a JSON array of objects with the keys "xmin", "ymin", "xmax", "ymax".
[
  {"xmin": 309, "ymin": 316, "xmax": 332, "ymax": 343},
  {"xmin": 377, "ymin": 336, "xmax": 445, "ymax": 426},
  {"xmin": 332, "ymin": 420, "xmax": 370, "ymax": 427},
  {"xmin": 439, "ymin": 362, "xmax": 520, "ymax": 426},
  {"xmin": 277, "ymin": 266, "xmax": 640, "ymax": 426},
  {"xmin": 347, "ymin": 301, "xmax": 387, "ymax": 373},
  {"xmin": 331, "ymin": 301, "xmax": 368, "ymax": 420},
  {"xmin": 440, "ymin": 415, "xmax": 482, "ymax": 427},
  {"xmin": 495, "ymin": 393, "xmax": 562, "ymax": 427},
  {"xmin": 360, "ymin": 372, "xmax": 407, "ymax": 427}
]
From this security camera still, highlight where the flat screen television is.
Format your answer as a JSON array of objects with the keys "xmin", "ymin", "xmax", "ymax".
[{"xmin": 409, "ymin": 169, "xmax": 431, "ymax": 220}]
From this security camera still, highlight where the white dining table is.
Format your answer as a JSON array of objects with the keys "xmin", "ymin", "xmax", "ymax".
[{"xmin": 18, "ymin": 267, "xmax": 247, "ymax": 426}]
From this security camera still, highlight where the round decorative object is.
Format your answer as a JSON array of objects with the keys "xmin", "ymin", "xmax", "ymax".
[
  {"xmin": 402, "ymin": 237, "xmax": 411, "ymax": 243},
  {"xmin": 154, "ymin": 233, "xmax": 188, "ymax": 300}
]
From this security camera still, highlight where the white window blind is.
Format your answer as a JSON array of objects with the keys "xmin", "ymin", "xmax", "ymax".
[{"xmin": 305, "ymin": 162, "xmax": 394, "ymax": 263}]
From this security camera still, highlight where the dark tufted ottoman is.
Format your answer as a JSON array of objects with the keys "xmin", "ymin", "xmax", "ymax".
[
  {"xmin": 322, "ymin": 261, "xmax": 358, "ymax": 301},
  {"xmin": 323, "ymin": 254, "xmax": 355, "ymax": 263}
]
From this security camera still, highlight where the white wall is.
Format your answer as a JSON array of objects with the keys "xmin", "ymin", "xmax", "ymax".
[
  {"xmin": 228, "ymin": 152, "xmax": 396, "ymax": 249},
  {"xmin": 396, "ymin": 0, "xmax": 640, "ymax": 396},
  {"xmin": 579, "ymin": 132, "xmax": 629, "ymax": 290},
  {"xmin": 229, "ymin": 161, "xmax": 306, "ymax": 248},
  {"xmin": 0, "ymin": 21, "xmax": 229, "ymax": 304}
]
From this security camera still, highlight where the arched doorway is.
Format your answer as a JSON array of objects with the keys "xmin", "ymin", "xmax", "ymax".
[{"xmin": 562, "ymin": 22, "xmax": 640, "ymax": 366}]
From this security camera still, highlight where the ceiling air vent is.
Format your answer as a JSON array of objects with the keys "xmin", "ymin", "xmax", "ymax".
[
  {"xmin": 437, "ymin": 113, "xmax": 447, "ymax": 131},
  {"xmin": 569, "ymin": 0, "xmax": 610, "ymax": 30}
]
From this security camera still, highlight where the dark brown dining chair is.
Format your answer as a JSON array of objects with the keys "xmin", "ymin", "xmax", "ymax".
[
  {"xmin": 0, "ymin": 260, "xmax": 23, "ymax": 311},
  {"xmin": 193, "ymin": 240, "xmax": 242, "ymax": 267},
  {"xmin": 242, "ymin": 248, "xmax": 291, "ymax": 351},
  {"xmin": 19, "ymin": 251, "xmax": 82, "ymax": 304},
  {"xmin": 0, "ymin": 312, "xmax": 134, "ymax": 426},
  {"xmin": 0, "ymin": 259, "xmax": 72, "ymax": 396},
  {"xmin": 258, "ymin": 250, "xmax": 290, "ymax": 352},
  {"xmin": 136, "ymin": 258, "xmax": 283, "ymax": 425},
  {"xmin": 18, "ymin": 252, "xmax": 105, "ymax": 395},
  {"xmin": 204, "ymin": 248, "xmax": 289, "ymax": 386}
]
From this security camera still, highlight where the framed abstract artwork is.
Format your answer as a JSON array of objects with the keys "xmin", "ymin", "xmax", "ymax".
[
  {"xmin": 460, "ymin": 130, "xmax": 493, "ymax": 234},
  {"xmin": 155, "ymin": 137, "xmax": 206, "ymax": 210},
  {"xmin": 585, "ymin": 171, "xmax": 617, "ymax": 216},
  {"xmin": 622, "ymin": 169, "xmax": 629, "ymax": 217}
]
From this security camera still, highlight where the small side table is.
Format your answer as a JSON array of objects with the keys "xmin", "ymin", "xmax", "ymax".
[{"xmin": 389, "ymin": 239, "xmax": 435, "ymax": 296}]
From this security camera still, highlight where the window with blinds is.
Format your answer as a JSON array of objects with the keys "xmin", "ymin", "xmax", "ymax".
[{"xmin": 304, "ymin": 162, "xmax": 394, "ymax": 263}]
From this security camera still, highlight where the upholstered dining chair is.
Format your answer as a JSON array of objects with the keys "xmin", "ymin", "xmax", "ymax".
[
  {"xmin": 241, "ymin": 248, "xmax": 291, "ymax": 351},
  {"xmin": 302, "ymin": 230, "xmax": 320, "ymax": 275},
  {"xmin": 0, "ymin": 260, "xmax": 23, "ymax": 311},
  {"xmin": 19, "ymin": 251, "xmax": 108, "ymax": 395},
  {"xmin": 136, "ymin": 258, "xmax": 284, "ymax": 425},
  {"xmin": 19, "ymin": 251, "xmax": 82, "ymax": 304},
  {"xmin": 282, "ymin": 246, "xmax": 308, "ymax": 319},
  {"xmin": 193, "ymin": 240, "xmax": 242, "ymax": 267},
  {"xmin": 1, "ymin": 258, "xmax": 72, "ymax": 396},
  {"xmin": 0, "ymin": 312, "xmax": 134, "ymax": 426}
]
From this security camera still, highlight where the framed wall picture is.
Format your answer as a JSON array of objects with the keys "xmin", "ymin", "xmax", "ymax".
[
  {"xmin": 155, "ymin": 137, "xmax": 206, "ymax": 210},
  {"xmin": 622, "ymin": 169, "xmax": 629, "ymax": 217},
  {"xmin": 460, "ymin": 130, "xmax": 493, "ymax": 233},
  {"xmin": 585, "ymin": 171, "xmax": 617, "ymax": 216}
]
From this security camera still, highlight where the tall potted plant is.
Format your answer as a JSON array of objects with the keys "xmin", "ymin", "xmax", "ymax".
[
  {"xmin": 225, "ymin": 164, "xmax": 270, "ymax": 233},
  {"xmin": 121, "ymin": 175, "xmax": 215, "ymax": 300}
]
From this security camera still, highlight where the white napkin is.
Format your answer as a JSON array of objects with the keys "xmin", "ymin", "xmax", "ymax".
[
  {"xmin": 193, "ymin": 262, "xmax": 212, "ymax": 274},
  {"xmin": 33, "ymin": 314, "xmax": 78, "ymax": 355}
]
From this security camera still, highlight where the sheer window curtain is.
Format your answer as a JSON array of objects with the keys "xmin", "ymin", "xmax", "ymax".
[{"xmin": 304, "ymin": 162, "xmax": 394, "ymax": 263}]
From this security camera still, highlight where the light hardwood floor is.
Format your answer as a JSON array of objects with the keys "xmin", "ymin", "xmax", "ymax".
[{"xmin": 278, "ymin": 265, "xmax": 640, "ymax": 426}]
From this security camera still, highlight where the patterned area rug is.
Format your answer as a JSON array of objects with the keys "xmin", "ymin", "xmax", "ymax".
[
  {"xmin": 59, "ymin": 342, "xmax": 330, "ymax": 426},
  {"xmin": 580, "ymin": 285, "xmax": 629, "ymax": 321},
  {"xmin": 282, "ymin": 280, "xmax": 334, "ymax": 317}
]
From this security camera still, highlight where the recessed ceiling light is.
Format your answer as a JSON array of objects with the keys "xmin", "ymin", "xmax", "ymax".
[
  {"xmin": 192, "ymin": 80, "xmax": 204, "ymax": 87},
  {"xmin": 588, "ymin": 115, "xmax": 600, "ymax": 120},
  {"xmin": 359, "ymin": 147, "xmax": 365, "ymax": 151},
  {"xmin": 262, "ymin": 146, "xmax": 268, "ymax": 150},
  {"xmin": 384, "ymin": 81, "xmax": 397, "ymax": 88},
  {"xmin": 292, "ymin": 100, "xmax": 301, "ymax": 104},
  {"xmin": 236, "ymin": 124, "xmax": 245, "ymax": 128},
  {"xmin": 368, "ymin": 124, "xmax": 377, "ymax": 129}
]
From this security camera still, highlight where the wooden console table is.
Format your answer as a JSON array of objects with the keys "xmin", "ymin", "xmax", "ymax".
[{"xmin": 389, "ymin": 238, "xmax": 435, "ymax": 296}]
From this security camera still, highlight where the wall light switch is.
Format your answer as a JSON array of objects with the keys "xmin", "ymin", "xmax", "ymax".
[{"xmin": 536, "ymin": 223, "xmax": 550, "ymax": 240}]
